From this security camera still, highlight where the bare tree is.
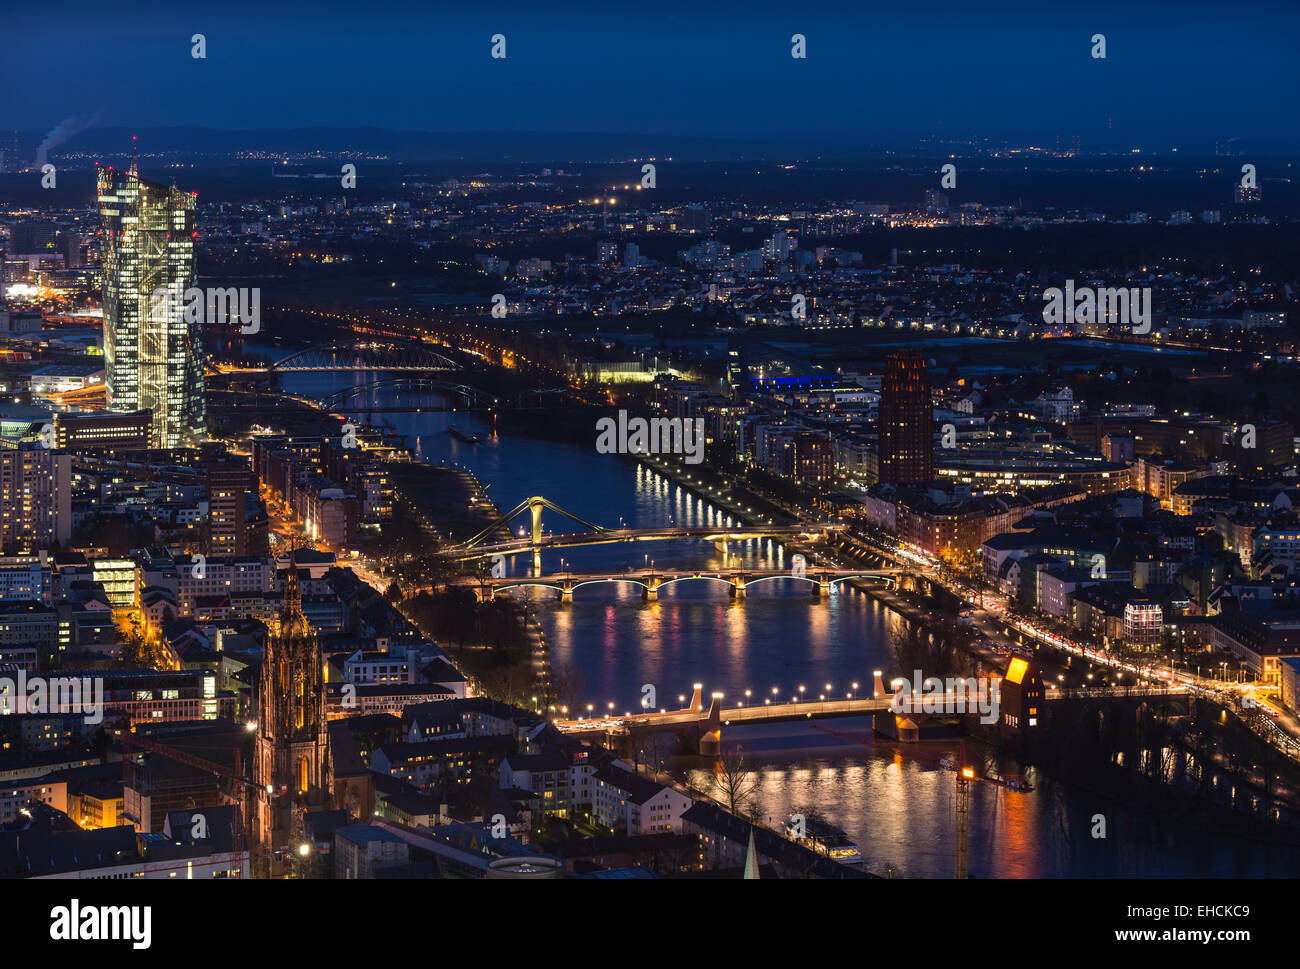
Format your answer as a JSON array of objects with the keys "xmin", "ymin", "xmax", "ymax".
[
  {"xmin": 714, "ymin": 744, "xmax": 762, "ymax": 815},
  {"xmin": 478, "ymin": 664, "xmax": 533, "ymax": 709},
  {"xmin": 638, "ymin": 732, "xmax": 678, "ymax": 776},
  {"xmin": 551, "ymin": 662, "xmax": 585, "ymax": 715}
]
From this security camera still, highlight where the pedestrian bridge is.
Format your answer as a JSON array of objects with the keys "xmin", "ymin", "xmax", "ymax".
[
  {"xmin": 441, "ymin": 495, "xmax": 846, "ymax": 564},
  {"xmin": 450, "ymin": 524, "xmax": 848, "ymax": 562}
]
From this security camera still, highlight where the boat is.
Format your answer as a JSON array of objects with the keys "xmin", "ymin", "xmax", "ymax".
[
  {"xmin": 447, "ymin": 425, "xmax": 481, "ymax": 444},
  {"xmin": 1004, "ymin": 774, "xmax": 1034, "ymax": 792},
  {"xmin": 784, "ymin": 813, "xmax": 864, "ymax": 864}
]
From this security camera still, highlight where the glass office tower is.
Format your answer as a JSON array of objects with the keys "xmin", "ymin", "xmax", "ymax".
[{"xmin": 97, "ymin": 161, "xmax": 206, "ymax": 448}]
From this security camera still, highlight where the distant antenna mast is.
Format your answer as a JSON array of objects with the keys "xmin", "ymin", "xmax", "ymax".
[{"xmin": 130, "ymin": 135, "xmax": 138, "ymax": 175}]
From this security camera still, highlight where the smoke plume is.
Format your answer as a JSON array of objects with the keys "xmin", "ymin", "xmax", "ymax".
[{"xmin": 34, "ymin": 115, "xmax": 97, "ymax": 169}]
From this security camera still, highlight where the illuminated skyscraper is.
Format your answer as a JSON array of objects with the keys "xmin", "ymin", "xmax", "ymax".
[
  {"xmin": 878, "ymin": 349, "xmax": 933, "ymax": 484},
  {"xmin": 97, "ymin": 158, "xmax": 206, "ymax": 448}
]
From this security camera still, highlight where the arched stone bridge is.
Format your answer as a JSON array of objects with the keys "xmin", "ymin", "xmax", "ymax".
[{"xmin": 473, "ymin": 566, "xmax": 904, "ymax": 602}]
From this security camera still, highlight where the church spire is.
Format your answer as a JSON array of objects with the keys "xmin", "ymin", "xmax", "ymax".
[
  {"xmin": 284, "ymin": 544, "xmax": 302, "ymax": 616},
  {"xmin": 279, "ymin": 543, "xmax": 309, "ymax": 635},
  {"xmin": 743, "ymin": 828, "xmax": 760, "ymax": 879}
]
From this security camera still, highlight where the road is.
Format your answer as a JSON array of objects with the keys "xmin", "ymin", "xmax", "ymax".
[{"xmin": 831, "ymin": 524, "xmax": 1300, "ymax": 759}]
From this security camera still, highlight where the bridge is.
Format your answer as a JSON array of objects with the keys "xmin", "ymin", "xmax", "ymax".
[
  {"xmin": 264, "ymin": 342, "xmax": 459, "ymax": 373},
  {"xmin": 320, "ymin": 381, "xmax": 573, "ymax": 413},
  {"xmin": 443, "ymin": 495, "xmax": 846, "ymax": 571},
  {"xmin": 553, "ymin": 679, "xmax": 1192, "ymax": 755},
  {"xmin": 454, "ymin": 524, "xmax": 847, "ymax": 561},
  {"xmin": 477, "ymin": 566, "xmax": 901, "ymax": 601}
]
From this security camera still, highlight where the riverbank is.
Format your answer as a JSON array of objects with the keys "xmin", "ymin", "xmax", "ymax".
[
  {"xmin": 526, "ymin": 613, "xmax": 552, "ymax": 701},
  {"xmin": 631, "ymin": 453, "xmax": 796, "ymax": 527}
]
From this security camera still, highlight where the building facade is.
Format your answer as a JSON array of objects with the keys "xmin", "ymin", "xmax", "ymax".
[
  {"xmin": 97, "ymin": 162, "xmax": 206, "ymax": 448},
  {"xmin": 878, "ymin": 349, "xmax": 933, "ymax": 484}
]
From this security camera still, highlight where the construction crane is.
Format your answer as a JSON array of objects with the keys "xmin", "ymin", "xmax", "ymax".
[
  {"xmin": 955, "ymin": 741, "xmax": 973, "ymax": 880},
  {"xmin": 119, "ymin": 721, "xmax": 265, "ymax": 875},
  {"xmin": 811, "ymin": 724, "xmax": 1029, "ymax": 879}
]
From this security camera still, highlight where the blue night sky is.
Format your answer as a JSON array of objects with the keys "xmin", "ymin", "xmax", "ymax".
[{"xmin": 8, "ymin": 0, "xmax": 1297, "ymax": 149}]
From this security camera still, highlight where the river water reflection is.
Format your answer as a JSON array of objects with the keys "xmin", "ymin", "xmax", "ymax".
[{"xmin": 274, "ymin": 371, "xmax": 1300, "ymax": 876}]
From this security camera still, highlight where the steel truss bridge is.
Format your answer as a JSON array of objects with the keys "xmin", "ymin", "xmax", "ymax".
[
  {"xmin": 268, "ymin": 342, "xmax": 459, "ymax": 373},
  {"xmin": 441, "ymin": 496, "xmax": 846, "ymax": 563}
]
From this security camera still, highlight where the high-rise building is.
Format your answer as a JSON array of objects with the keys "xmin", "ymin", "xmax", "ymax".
[
  {"xmin": 7, "ymin": 223, "xmax": 56, "ymax": 256},
  {"xmin": 97, "ymin": 161, "xmax": 206, "ymax": 448},
  {"xmin": 790, "ymin": 431, "xmax": 834, "ymax": 487},
  {"xmin": 0, "ymin": 444, "xmax": 72, "ymax": 553},
  {"xmin": 878, "ymin": 349, "xmax": 933, "ymax": 485},
  {"xmin": 58, "ymin": 232, "xmax": 84, "ymax": 268},
  {"xmin": 205, "ymin": 456, "xmax": 253, "ymax": 557}
]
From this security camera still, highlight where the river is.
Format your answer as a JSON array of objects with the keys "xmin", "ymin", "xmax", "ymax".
[{"xmin": 272, "ymin": 366, "xmax": 1300, "ymax": 877}]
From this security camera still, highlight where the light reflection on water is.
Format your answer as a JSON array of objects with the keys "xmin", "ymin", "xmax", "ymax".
[
  {"xmin": 275, "ymin": 371, "xmax": 1300, "ymax": 877},
  {"xmin": 680, "ymin": 722, "xmax": 1300, "ymax": 878}
]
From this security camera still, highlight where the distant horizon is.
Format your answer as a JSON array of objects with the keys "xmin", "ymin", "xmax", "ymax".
[
  {"xmin": 6, "ymin": 0, "xmax": 1297, "ymax": 150},
  {"xmin": 3, "ymin": 124, "xmax": 1292, "ymax": 168}
]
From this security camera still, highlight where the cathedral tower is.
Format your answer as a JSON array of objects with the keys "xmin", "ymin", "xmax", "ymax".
[{"xmin": 255, "ymin": 554, "xmax": 328, "ymax": 851}]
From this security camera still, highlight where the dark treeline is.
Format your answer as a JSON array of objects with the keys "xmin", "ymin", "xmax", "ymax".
[{"xmin": 1016, "ymin": 694, "xmax": 1300, "ymax": 843}]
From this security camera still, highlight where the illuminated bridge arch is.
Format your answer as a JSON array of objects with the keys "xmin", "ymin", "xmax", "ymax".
[
  {"xmin": 490, "ymin": 582, "xmax": 566, "ymax": 596},
  {"xmin": 270, "ymin": 342, "xmax": 458, "ymax": 373},
  {"xmin": 570, "ymin": 578, "xmax": 650, "ymax": 593},
  {"xmin": 460, "ymin": 496, "xmax": 608, "ymax": 551},
  {"xmin": 826, "ymin": 573, "xmax": 896, "ymax": 586},
  {"xmin": 656, "ymin": 575, "xmax": 736, "ymax": 592},
  {"xmin": 742, "ymin": 574, "xmax": 819, "ymax": 590}
]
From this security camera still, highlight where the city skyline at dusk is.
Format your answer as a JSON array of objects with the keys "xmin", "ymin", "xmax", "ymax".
[{"xmin": 0, "ymin": 0, "xmax": 1295, "ymax": 953}]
